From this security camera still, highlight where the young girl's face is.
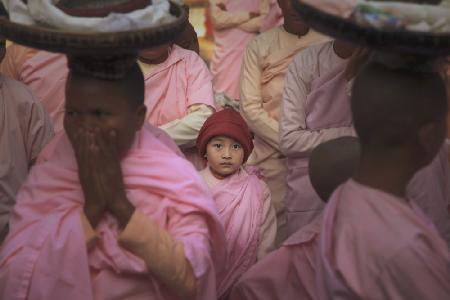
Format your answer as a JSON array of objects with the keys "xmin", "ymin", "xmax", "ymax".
[{"xmin": 206, "ymin": 135, "xmax": 245, "ymax": 179}]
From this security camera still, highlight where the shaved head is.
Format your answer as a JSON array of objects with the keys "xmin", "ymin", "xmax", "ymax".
[
  {"xmin": 309, "ymin": 137, "xmax": 360, "ymax": 201},
  {"xmin": 67, "ymin": 62, "xmax": 145, "ymax": 109},
  {"xmin": 351, "ymin": 61, "xmax": 448, "ymax": 152}
]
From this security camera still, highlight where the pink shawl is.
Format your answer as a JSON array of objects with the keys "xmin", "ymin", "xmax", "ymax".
[
  {"xmin": 0, "ymin": 126, "xmax": 225, "ymax": 300},
  {"xmin": 286, "ymin": 63, "xmax": 351, "ymax": 234},
  {"xmin": 212, "ymin": 168, "xmax": 264, "ymax": 298}
]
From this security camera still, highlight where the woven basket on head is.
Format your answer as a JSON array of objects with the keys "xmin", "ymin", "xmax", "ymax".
[
  {"xmin": 293, "ymin": 0, "xmax": 450, "ymax": 56},
  {"xmin": 0, "ymin": 0, "xmax": 187, "ymax": 54}
]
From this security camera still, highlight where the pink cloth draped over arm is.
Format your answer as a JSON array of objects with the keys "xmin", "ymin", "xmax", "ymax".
[{"xmin": 0, "ymin": 126, "xmax": 225, "ymax": 300}]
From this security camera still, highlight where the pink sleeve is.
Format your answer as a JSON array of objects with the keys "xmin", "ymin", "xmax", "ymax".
[
  {"xmin": 377, "ymin": 239, "xmax": 450, "ymax": 299},
  {"xmin": 118, "ymin": 210, "xmax": 197, "ymax": 299},
  {"xmin": 0, "ymin": 44, "xmax": 37, "ymax": 80},
  {"xmin": 279, "ymin": 52, "xmax": 355, "ymax": 158},
  {"xmin": 80, "ymin": 213, "xmax": 99, "ymax": 251},
  {"xmin": 186, "ymin": 51, "xmax": 216, "ymax": 109},
  {"xmin": 240, "ymin": 39, "xmax": 280, "ymax": 150},
  {"xmin": 20, "ymin": 92, "xmax": 54, "ymax": 163},
  {"xmin": 210, "ymin": 0, "xmax": 251, "ymax": 30}
]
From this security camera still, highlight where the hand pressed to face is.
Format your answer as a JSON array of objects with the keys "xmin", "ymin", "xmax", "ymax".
[
  {"xmin": 65, "ymin": 74, "xmax": 145, "ymax": 228},
  {"xmin": 71, "ymin": 127, "xmax": 131, "ymax": 227},
  {"xmin": 206, "ymin": 136, "xmax": 244, "ymax": 179}
]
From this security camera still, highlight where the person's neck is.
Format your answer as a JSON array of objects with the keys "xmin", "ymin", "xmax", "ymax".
[
  {"xmin": 283, "ymin": 23, "xmax": 309, "ymax": 38},
  {"xmin": 353, "ymin": 151, "xmax": 420, "ymax": 199},
  {"xmin": 138, "ymin": 53, "xmax": 169, "ymax": 65},
  {"xmin": 333, "ymin": 40, "xmax": 354, "ymax": 59}
]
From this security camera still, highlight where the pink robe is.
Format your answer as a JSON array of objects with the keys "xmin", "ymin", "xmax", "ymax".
[
  {"xmin": 281, "ymin": 42, "xmax": 450, "ymax": 243},
  {"xmin": 230, "ymin": 215, "xmax": 322, "ymax": 300},
  {"xmin": 408, "ymin": 144, "xmax": 450, "ymax": 248},
  {"xmin": 1, "ymin": 47, "xmax": 68, "ymax": 133},
  {"xmin": 201, "ymin": 167, "xmax": 265, "ymax": 298},
  {"xmin": 210, "ymin": 0, "xmax": 261, "ymax": 100},
  {"xmin": 144, "ymin": 45, "xmax": 215, "ymax": 168},
  {"xmin": 144, "ymin": 46, "xmax": 214, "ymax": 126},
  {"xmin": 317, "ymin": 179, "xmax": 450, "ymax": 300},
  {"xmin": 0, "ymin": 75, "xmax": 53, "ymax": 242},
  {"xmin": 241, "ymin": 27, "xmax": 327, "ymax": 244},
  {"xmin": 281, "ymin": 47, "xmax": 353, "ymax": 235},
  {"xmin": 0, "ymin": 126, "xmax": 225, "ymax": 300},
  {"xmin": 260, "ymin": 0, "xmax": 283, "ymax": 32}
]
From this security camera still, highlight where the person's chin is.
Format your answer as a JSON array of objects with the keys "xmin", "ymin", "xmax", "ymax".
[{"xmin": 217, "ymin": 166, "xmax": 237, "ymax": 176}]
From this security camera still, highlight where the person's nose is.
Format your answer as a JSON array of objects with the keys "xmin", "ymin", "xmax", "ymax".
[
  {"xmin": 77, "ymin": 114, "xmax": 98, "ymax": 132},
  {"xmin": 222, "ymin": 147, "xmax": 232, "ymax": 159}
]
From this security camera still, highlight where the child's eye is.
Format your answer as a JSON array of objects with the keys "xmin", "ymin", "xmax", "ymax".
[
  {"xmin": 232, "ymin": 144, "xmax": 242, "ymax": 150},
  {"xmin": 213, "ymin": 143, "xmax": 222, "ymax": 149}
]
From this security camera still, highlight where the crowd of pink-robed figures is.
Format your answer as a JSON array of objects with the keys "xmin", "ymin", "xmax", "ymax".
[{"xmin": 1, "ymin": 0, "xmax": 450, "ymax": 299}]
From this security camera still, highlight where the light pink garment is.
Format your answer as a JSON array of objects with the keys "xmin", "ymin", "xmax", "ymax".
[
  {"xmin": 16, "ymin": 50, "xmax": 67, "ymax": 133},
  {"xmin": 407, "ymin": 144, "xmax": 450, "ymax": 248},
  {"xmin": 210, "ymin": 0, "xmax": 260, "ymax": 100},
  {"xmin": 260, "ymin": 0, "xmax": 283, "ymax": 32},
  {"xmin": 317, "ymin": 180, "xmax": 450, "ymax": 300},
  {"xmin": 284, "ymin": 61, "xmax": 352, "ymax": 235},
  {"xmin": 0, "ymin": 126, "xmax": 225, "ymax": 300},
  {"xmin": 0, "ymin": 75, "xmax": 53, "ymax": 242},
  {"xmin": 230, "ymin": 215, "xmax": 322, "ymax": 300},
  {"xmin": 241, "ymin": 27, "xmax": 327, "ymax": 244},
  {"xmin": 200, "ymin": 167, "xmax": 264, "ymax": 298},
  {"xmin": 144, "ymin": 45, "xmax": 215, "ymax": 127},
  {"xmin": 144, "ymin": 45, "xmax": 215, "ymax": 169},
  {"xmin": 144, "ymin": 123, "xmax": 185, "ymax": 157}
]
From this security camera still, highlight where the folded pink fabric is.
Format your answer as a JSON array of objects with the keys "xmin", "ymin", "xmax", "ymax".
[{"xmin": 0, "ymin": 126, "xmax": 225, "ymax": 300}]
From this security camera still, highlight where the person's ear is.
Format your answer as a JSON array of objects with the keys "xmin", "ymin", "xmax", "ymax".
[
  {"xmin": 417, "ymin": 121, "xmax": 446, "ymax": 165},
  {"xmin": 135, "ymin": 104, "xmax": 147, "ymax": 131}
]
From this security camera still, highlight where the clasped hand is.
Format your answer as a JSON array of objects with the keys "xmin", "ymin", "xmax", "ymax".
[{"xmin": 72, "ymin": 128, "xmax": 134, "ymax": 228}]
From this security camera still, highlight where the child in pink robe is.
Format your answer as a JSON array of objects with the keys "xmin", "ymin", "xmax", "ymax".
[
  {"xmin": 209, "ymin": 0, "xmax": 267, "ymax": 100},
  {"xmin": 196, "ymin": 108, "xmax": 277, "ymax": 298},
  {"xmin": 317, "ymin": 60, "xmax": 450, "ymax": 299},
  {"xmin": 229, "ymin": 136, "xmax": 359, "ymax": 300},
  {"xmin": 0, "ymin": 62, "xmax": 225, "ymax": 300},
  {"xmin": 0, "ymin": 39, "xmax": 53, "ymax": 243}
]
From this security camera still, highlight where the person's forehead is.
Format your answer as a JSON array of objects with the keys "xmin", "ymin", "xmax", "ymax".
[
  {"xmin": 66, "ymin": 79, "xmax": 128, "ymax": 107},
  {"xmin": 209, "ymin": 135, "xmax": 241, "ymax": 144}
]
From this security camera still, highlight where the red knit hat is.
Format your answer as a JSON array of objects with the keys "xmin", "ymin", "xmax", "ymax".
[{"xmin": 197, "ymin": 108, "xmax": 254, "ymax": 162}]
